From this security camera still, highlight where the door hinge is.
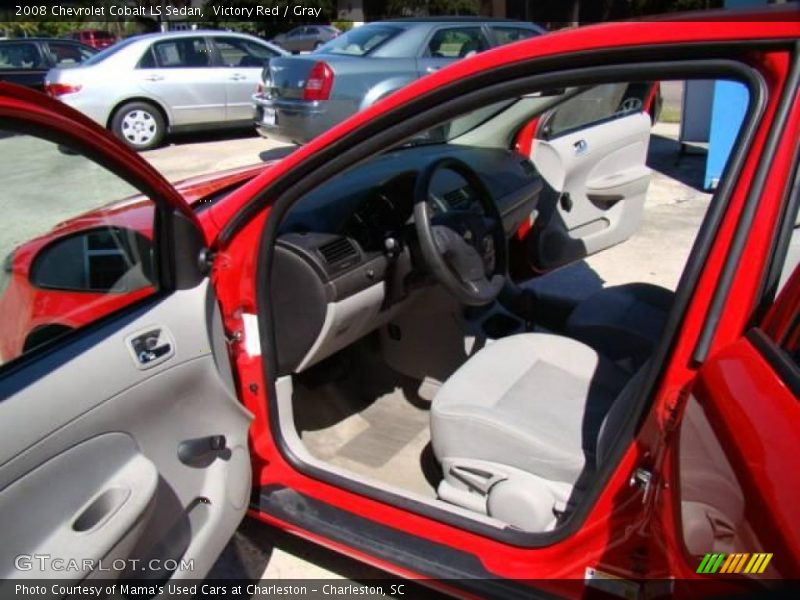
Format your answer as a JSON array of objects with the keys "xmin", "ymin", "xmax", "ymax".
[{"xmin": 630, "ymin": 467, "xmax": 654, "ymax": 504}]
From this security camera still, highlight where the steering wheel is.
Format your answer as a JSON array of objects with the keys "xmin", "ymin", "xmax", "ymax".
[{"xmin": 414, "ymin": 157, "xmax": 507, "ymax": 306}]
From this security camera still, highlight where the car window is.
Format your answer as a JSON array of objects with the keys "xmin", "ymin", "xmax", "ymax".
[
  {"xmin": 47, "ymin": 42, "xmax": 95, "ymax": 67},
  {"xmin": 427, "ymin": 27, "xmax": 490, "ymax": 58},
  {"xmin": 149, "ymin": 37, "xmax": 211, "ymax": 68},
  {"xmin": 83, "ymin": 37, "xmax": 139, "ymax": 66},
  {"xmin": 490, "ymin": 26, "xmax": 537, "ymax": 46},
  {"xmin": 544, "ymin": 82, "xmax": 646, "ymax": 138},
  {"xmin": 0, "ymin": 131, "xmax": 157, "ymax": 366},
  {"xmin": 214, "ymin": 37, "xmax": 276, "ymax": 67},
  {"xmin": 0, "ymin": 42, "xmax": 44, "ymax": 70},
  {"xmin": 316, "ymin": 24, "xmax": 401, "ymax": 56},
  {"xmin": 288, "ymin": 28, "xmax": 304, "ymax": 38}
]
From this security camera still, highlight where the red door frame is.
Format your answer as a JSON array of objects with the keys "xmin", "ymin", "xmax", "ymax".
[{"xmin": 208, "ymin": 17, "xmax": 799, "ymax": 592}]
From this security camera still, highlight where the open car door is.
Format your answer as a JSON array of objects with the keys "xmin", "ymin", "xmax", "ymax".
[
  {"xmin": 526, "ymin": 82, "xmax": 654, "ymax": 272},
  {"xmin": 0, "ymin": 84, "xmax": 251, "ymax": 583},
  {"xmin": 667, "ymin": 266, "xmax": 800, "ymax": 583}
]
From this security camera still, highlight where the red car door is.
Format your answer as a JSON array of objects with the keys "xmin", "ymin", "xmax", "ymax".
[
  {"xmin": 658, "ymin": 268, "xmax": 800, "ymax": 586},
  {"xmin": 0, "ymin": 82, "xmax": 251, "ymax": 581}
]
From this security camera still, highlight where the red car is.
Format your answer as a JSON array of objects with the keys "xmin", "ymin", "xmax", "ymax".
[
  {"xmin": 0, "ymin": 164, "xmax": 267, "ymax": 362},
  {"xmin": 0, "ymin": 7, "xmax": 798, "ymax": 597},
  {"xmin": 64, "ymin": 29, "xmax": 118, "ymax": 50}
]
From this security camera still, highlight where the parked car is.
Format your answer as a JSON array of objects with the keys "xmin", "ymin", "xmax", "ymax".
[
  {"xmin": 63, "ymin": 29, "xmax": 118, "ymax": 50},
  {"xmin": 271, "ymin": 24, "xmax": 340, "ymax": 53},
  {"xmin": 0, "ymin": 38, "xmax": 96, "ymax": 91},
  {"xmin": 44, "ymin": 31, "xmax": 288, "ymax": 150},
  {"xmin": 253, "ymin": 18, "xmax": 544, "ymax": 144},
  {"xmin": 1, "ymin": 6, "xmax": 799, "ymax": 594}
]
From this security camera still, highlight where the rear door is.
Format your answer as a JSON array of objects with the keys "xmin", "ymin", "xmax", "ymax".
[
  {"xmin": 137, "ymin": 36, "xmax": 226, "ymax": 127},
  {"xmin": 668, "ymin": 267, "xmax": 800, "ymax": 581},
  {"xmin": 0, "ymin": 84, "xmax": 250, "ymax": 582},
  {"xmin": 417, "ymin": 26, "xmax": 491, "ymax": 76},
  {"xmin": 211, "ymin": 35, "xmax": 281, "ymax": 123},
  {"xmin": 525, "ymin": 82, "xmax": 653, "ymax": 271}
]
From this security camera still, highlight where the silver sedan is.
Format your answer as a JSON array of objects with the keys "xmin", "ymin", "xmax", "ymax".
[{"xmin": 45, "ymin": 31, "xmax": 287, "ymax": 150}]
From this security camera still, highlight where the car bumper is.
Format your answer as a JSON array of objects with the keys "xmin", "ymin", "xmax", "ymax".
[{"xmin": 252, "ymin": 94, "xmax": 336, "ymax": 145}]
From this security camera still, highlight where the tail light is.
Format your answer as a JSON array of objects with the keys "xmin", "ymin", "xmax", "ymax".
[
  {"xmin": 255, "ymin": 82, "xmax": 264, "ymax": 95},
  {"xmin": 303, "ymin": 61, "xmax": 333, "ymax": 101},
  {"xmin": 45, "ymin": 83, "xmax": 82, "ymax": 97}
]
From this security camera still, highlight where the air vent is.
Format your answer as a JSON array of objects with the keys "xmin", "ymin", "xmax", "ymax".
[{"xmin": 318, "ymin": 237, "xmax": 358, "ymax": 269}]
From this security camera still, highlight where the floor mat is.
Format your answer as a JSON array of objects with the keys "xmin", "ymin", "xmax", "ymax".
[{"xmin": 294, "ymin": 350, "xmax": 440, "ymax": 498}]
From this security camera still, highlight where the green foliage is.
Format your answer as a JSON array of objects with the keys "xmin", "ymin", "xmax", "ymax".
[{"xmin": 386, "ymin": 0, "xmax": 480, "ymax": 17}]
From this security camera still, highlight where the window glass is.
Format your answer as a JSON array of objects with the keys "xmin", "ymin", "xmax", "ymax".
[
  {"xmin": 151, "ymin": 37, "xmax": 211, "ymax": 68},
  {"xmin": 490, "ymin": 26, "xmax": 537, "ymax": 46},
  {"xmin": 545, "ymin": 82, "xmax": 647, "ymax": 138},
  {"xmin": 427, "ymin": 27, "xmax": 489, "ymax": 58},
  {"xmin": 47, "ymin": 42, "xmax": 95, "ymax": 67},
  {"xmin": 0, "ymin": 42, "xmax": 44, "ymax": 70},
  {"xmin": 214, "ymin": 37, "xmax": 276, "ymax": 67},
  {"xmin": 0, "ymin": 132, "xmax": 156, "ymax": 365},
  {"xmin": 316, "ymin": 24, "xmax": 400, "ymax": 56}
]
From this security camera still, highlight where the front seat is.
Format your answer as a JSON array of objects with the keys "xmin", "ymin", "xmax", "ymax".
[
  {"xmin": 431, "ymin": 332, "xmax": 639, "ymax": 532},
  {"xmin": 565, "ymin": 283, "xmax": 674, "ymax": 371}
]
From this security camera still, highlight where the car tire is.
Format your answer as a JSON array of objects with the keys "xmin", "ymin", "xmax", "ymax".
[
  {"xmin": 313, "ymin": 41, "xmax": 323, "ymax": 50},
  {"xmin": 111, "ymin": 101, "xmax": 166, "ymax": 151}
]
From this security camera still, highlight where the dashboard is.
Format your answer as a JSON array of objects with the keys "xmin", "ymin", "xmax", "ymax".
[{"xmin": 271, "ymin": 144, "xmax": 543, "ymax": 375}]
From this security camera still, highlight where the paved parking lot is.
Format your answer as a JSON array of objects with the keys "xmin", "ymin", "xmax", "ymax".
[{"xmin": 136, "ymin": 119, "xmax": 710, "ymax": 584}]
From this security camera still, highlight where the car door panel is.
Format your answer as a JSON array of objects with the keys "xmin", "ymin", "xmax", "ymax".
[
  {"xmin": 529, "ymin": 111, "xmax": 652, "ymax": 271},
  {"xmin": 0, "ymin": 84, "xmax": 250, "ymax": 583},
  {"xmin": 138, "ymin": 38, "xmax": 225, "ymax": 127},
  {"xmin": 0, "ymin": 281, "xmax": 252, "ymax": 580},
  {"xmin": 671, "ymin": 332, "xmax": 800, "ymax": 579}
]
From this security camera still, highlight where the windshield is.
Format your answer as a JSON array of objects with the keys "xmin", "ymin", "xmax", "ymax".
[
  {"xmin": 82, "ymin": 37, "xmax": 138, "ymax": 66},
  {"xmin": 314, "ymin": 24, "xmax": 401, "ymax": 56}
]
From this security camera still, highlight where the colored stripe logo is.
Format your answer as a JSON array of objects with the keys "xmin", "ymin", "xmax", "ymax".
[{"xmin": 697, "ymin": 553, "xmax": 773, "ymax": 574}]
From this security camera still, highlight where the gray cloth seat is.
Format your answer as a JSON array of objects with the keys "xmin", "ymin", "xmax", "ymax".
[
  {"xmin": 565, "ymin": 283, "xmax": 674, "ymax": 370},
  {"xmin": 431, "ymin": 332, "xmax": 635, "ymax": 530}
]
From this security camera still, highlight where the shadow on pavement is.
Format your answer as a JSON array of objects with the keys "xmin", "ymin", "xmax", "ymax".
[
  {"xmin": 165, "ymin": 128, "xmax": 259, "ymax": 147},
  {"xmin": 647, "ymin": 133, "xmax": 708, "ymax": 193},
  {"xmin": 260, "ymin": 146, "xmax": 297, "ymax": 162}
]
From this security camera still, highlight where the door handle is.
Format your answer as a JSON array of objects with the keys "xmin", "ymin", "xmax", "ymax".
[
  {"xmin": 425, "ymin": 66, "xmax": 440, "ymax": 73},
  {"xmin": 72, "ymin": 487, "xmax": 130, "ymax": 532},
  {"xmin": 143, "ymin": 74, "xmax": 164, "ymax": 82},
  {"xmin": 229, "ymin": 73, "xmax": 247, "ymax": 81},
  {"xmin": 126, "ymin": 327, "xmax": 174, "ymax": 369},
  {"xmin": 178, "ymin": 435, "xmax": 228, "ymax": 466}
]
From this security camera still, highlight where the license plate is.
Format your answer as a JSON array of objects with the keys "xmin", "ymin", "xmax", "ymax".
[{"xmin": 261, "ymin": 108, "xmax": 276, "ymax": 127}]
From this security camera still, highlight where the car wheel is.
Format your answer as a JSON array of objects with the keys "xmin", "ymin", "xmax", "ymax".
[
  {"xmin": 111, "ymin": 101, "xmax": 166, "ymax": 151},
  {"xmin": 313, "ymin": 41, "xmax": 323, "ymax": 50}
]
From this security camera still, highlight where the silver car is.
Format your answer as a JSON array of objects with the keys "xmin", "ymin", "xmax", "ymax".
[
  {"xmin": 253, "ymin": 19, "xmax": 543, "ymax": 144},
  {"xmin": 271, "ymin": 25, "xmax": 340, "ymax": 53},
  {"xmin": 45, "ymin": 31, "xmax": 287, "ymax": 150}
]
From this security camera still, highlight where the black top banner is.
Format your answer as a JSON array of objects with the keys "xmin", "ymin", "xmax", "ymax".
[{"xmin": 0, "ymin": 0, "xmax": 797, "ymax": 32}]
